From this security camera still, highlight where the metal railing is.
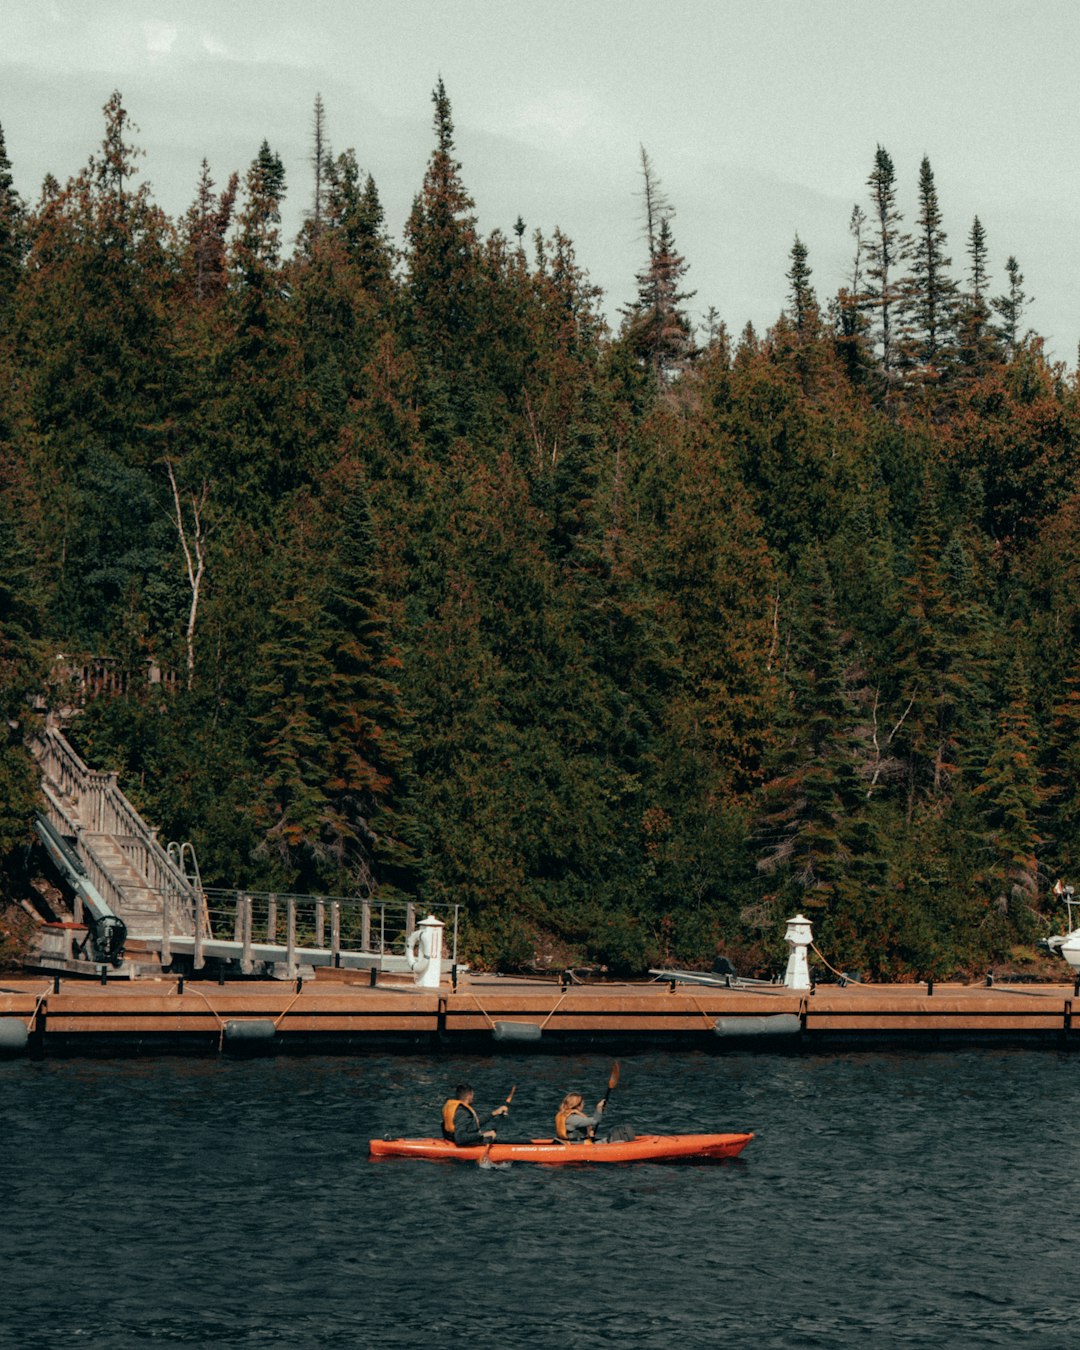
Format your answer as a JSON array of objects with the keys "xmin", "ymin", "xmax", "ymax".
[
  {"xmin": 191, "ymin": 889, "xmax": 460, "ymax": 970},
  {"xmin": 31, "ymin": 728, "xmax": 197, "ymax": 936},
  {"xmin": 31, "ymin": 728, "xmax": 459, "ymax": 974}
]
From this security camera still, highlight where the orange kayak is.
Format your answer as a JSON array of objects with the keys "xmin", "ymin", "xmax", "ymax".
[{"xmin": 369, "ymin": 1132, "xmax": 753, "ymax": 1164}]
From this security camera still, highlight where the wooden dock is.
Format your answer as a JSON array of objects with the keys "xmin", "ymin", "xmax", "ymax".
[{"xmin": 3, "ymin": 972, "xmax": 1080, "ymax": 1054}]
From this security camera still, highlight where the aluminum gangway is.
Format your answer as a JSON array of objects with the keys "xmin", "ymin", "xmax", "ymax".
[{"xmin": 29, "ymin": 726, "xmax": 459, "ymax": 979}]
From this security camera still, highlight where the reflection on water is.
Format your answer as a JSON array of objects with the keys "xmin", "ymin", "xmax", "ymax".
[{"xmin": 2, "ymin": 1049, "xmax": 1076, "ymax": 1347}]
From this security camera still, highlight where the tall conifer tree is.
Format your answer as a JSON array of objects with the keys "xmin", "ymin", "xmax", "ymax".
[
  {"xmin": 899, "ymin": 156, "xmax": 957, "ymax": 373},
  {"xmin": 864, "ymin": 146, "xmax": 906, "ymax": 375}
]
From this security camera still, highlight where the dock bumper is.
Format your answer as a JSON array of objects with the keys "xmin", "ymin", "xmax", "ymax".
[{"xmin": 713, "ymin": 1013, "xmax": 803, "ymax": 1038}]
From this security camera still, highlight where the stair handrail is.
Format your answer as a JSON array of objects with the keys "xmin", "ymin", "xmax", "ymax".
[{"xmin": 32, "ymin": 727, "xmax": 198, "ymax": 936}]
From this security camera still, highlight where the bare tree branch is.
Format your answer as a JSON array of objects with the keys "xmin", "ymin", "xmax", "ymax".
[{"xmin": 166, "ymin": 459, "xmax": 209, "ymax": 691}]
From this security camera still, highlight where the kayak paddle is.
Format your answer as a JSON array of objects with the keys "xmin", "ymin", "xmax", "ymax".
[
  {"xmin": 600, "ymin": 1060, "xmax": 620, "ymax": 1109},
  {"xmin": 477, "ymin": 1084, "xmax": 516, "ymax": 1168}
]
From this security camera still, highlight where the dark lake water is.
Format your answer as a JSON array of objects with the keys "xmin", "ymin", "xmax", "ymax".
[{"xmin": 2, "ymin": 1048, "xmax": 1078, "ymax": 1348}]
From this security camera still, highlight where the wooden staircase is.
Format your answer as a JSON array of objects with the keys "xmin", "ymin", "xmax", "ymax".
[{"xmin": 29, "ymin": 726, "xmax": 197, "ymax": 945}]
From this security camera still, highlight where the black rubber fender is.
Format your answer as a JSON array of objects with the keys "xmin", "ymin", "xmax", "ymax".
[{"xmin": 492, "ymin": 1021, "xmax": 542, "ymax": 1043}]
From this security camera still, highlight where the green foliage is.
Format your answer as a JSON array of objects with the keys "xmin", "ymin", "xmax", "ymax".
[{"xmin": 1, "ymin": 94, "xmax": 1076, "ymax": 980}]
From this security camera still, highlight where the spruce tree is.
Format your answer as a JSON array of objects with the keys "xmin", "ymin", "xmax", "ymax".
[
  {"xmin": 834, "ymin": 205, "xmax": 874, "ymax": 383},
  {"xmin": 620, "ymin": 148, "xmax": 695, "ymax": 383},
  {"xmin": 864, "ymin": 146, "xmax": 907, "ymax": 375},
  {"xmin": 0, "ymin": 122, "xmax": 24, "ymax": 315},
  {"xmin": 956, "ymin": 215, "xmax": 999, "ymax": 374},
  {"xmin": 756, "ymin": 547, "xmax": 864, "ymax": 915},
  {"xmin": 404, "ymin": 80, "xmax": 479, "ymax": 396},
  {"xmin": 974, "ymin": 653, "xmax": 1043, "ymax": 920},
  {"xmin": 992, "ymin": 256, "xmax": 1031, "ymax": 358},
  {"xmin": 786, "ymin": 234, "xmax": 818, "ymax": 334},
  {"xmin": 183, "ymin": 159, "xmax": 237, "ymax": 303},
  {"xmin": 899, "ymin": 156, "xmax": 958, "ymax": 373}
]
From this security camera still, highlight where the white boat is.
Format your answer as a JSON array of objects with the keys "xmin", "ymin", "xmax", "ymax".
[{"xmin": 1042, "ymin": 881, "xmax": 1080, "ymax": 969}]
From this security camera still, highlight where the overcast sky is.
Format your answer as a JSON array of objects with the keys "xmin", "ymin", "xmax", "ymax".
[{"xmin": 1, "ymin": 0, "xmax": 1077, "ymax": 359}]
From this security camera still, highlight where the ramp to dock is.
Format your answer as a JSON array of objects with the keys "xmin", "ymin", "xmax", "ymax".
[{"xmin": 28, "ymin": 727, "xmax": 458, "ymax": 980}]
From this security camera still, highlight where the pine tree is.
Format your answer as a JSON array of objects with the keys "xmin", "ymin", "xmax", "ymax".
[
  {"xmin": 956, "ymin": 215, "xmax": 999, "ymax": 374},
  {"xmin": 864, "ymin": 146, "xmax": 907, "ymax": 375},
  {"xmin": 620, "ymin": 147, "xmax": 695, "ymax": 382},
  {"xmin": 786, "ymin": 234, "xmax": 818, "ymax": 333},
  {"xmin": 183, "ymin": 159, "xmax": 238, "ymax": 303},
  {"xmin": 834, "ymin": 204, "xmax": 874, "ymax": 382},
  {"xmin": 323, "ymin": 153, "xmax": 394, "ymax": 299},
  {"xmin": 757, "ymin": 547, "xmax": 864, "ymax": 913},
  {"xmin": 0, "ymin": 456, "xmax": 42, "ymax": 863},
  {"xmin": 309, "ymin": 93, "xmax": 329, "ymax": 239},
  {"xmin": 322, "ymin": 475, "xmax": 417, "ymax": 895},
  {"xmin": 252, "ymin": 477, "xmax": 415, "ymax": 893},
  {"xmin": 899, "ymin": 156, "xmax": 958, "ymax": 373},
  {"xmin": 235, "ymin": 140, "xmax": 286, "ymax": 283},
  {"xmin": 0, "ymin": 122, "xmax": 25, "ymax": 314},
  {"xmin": 974, "ymin": 652, "xmax": 1043, "ymax": 918},
  {"xmin": 993, "ymin": 256, "xmax": 1031, "ymax": 358},
  {"xmin": 403, "ymin": 78, "xmax": 481, "ymax": 445}
]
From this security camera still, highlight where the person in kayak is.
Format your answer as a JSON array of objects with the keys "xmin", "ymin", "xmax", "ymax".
[
  {"xmin": 555, "ymin": 1092, "xmax": 605, "ymax": 1143},
  {"xmin": 441, "ymin": 1083, "xmax": 509, "ymax": 1146}
]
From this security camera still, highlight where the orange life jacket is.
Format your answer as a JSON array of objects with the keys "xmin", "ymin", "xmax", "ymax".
[
  {"xmin": 442, "ymin": 1098, "xmax": 480, "ymax": 1139},
  {"xmin": 555, "ymin": 1108, "xmax": 572, "ymax": 1142}
]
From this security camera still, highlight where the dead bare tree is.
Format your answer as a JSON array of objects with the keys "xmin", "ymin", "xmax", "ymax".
[{"xmin": 165, "ymin": 460, "xmax": 209, "ymax": 690}]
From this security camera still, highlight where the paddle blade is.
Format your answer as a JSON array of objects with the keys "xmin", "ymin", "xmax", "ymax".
[
  {"xmin": 506, "ymin": 1084, "xmax": 517, "ymax": 1105},
  {"xmin": 608, "ymin": 1061, "xmax": 621, "ymax": 1093}
]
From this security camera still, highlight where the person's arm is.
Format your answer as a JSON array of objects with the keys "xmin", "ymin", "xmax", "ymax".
[
  {"xmin": 566, "ymin": 1109, "xmax": 602, "ymax": 1138},
  {"xmin": 452, "ymin": 1105, "xmax": 485, "ymax": 1146}
]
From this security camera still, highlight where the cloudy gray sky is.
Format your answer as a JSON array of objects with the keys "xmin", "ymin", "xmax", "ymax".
[{"xmin": 2, "ymin": 0, "xmax": 1077, "ymax": 358}]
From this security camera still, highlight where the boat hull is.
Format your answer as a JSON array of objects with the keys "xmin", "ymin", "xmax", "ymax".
[{"xmin": 369, "ymin": 1132, "xmax": 753, "ymax": 1164}]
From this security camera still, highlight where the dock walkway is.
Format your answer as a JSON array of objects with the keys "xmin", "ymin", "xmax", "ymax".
[{"xmin": 3, "ymin": 973, "xmax": 1079, "ymax": 1054}]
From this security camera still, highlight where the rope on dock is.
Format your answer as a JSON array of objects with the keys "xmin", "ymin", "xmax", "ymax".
[
  {"xmin": 468, "ymin": 993, "xmax": 495, "ymax": 1027},
  {"xmin": 688, "ymin": 996, "xmax": 718, "ymax": 1029},
  {"xmin": 538, "ymin": 992, "xmax": 568, "ymax": 1030},
  {"xmin": 273, "ymin": 985, "xmax": 307, "ymax": 1029},
  {"xmin": 184, "ymin": 986, "xmax": 228, "ymax": 1050},
  {"xmin": 811, "ymin": 943, "xmax": 866, "ymax": 985},
  {"xmin": 469, "ymin": 990, "xmax": 565, "ymax": 1034},
  {"xmin": 23, "ymin": 984, "xmax": 51, "ymax": 1030}
]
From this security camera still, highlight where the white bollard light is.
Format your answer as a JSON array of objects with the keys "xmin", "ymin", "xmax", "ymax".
[
  {"xmin": 783, "ymin": 914, "xmax": 814, "ymax": 990},
  {"xmin": 406, "ymin": 914, "xmax": 445, "ymax": 989}
]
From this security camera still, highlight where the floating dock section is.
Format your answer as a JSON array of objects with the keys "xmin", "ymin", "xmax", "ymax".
[{"xmin": 3, "ymin": 974, "xmax": 1080, "ymax": 1055}]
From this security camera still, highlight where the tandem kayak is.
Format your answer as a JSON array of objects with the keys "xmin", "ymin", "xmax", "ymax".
[{"xmin": 369, "ymin": 1133, "xmax": 753, "ymax": 1164}]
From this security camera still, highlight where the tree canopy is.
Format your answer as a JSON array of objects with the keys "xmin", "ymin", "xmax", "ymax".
[{"xmin": 1, "ymin": 92, "xmax": 1078, "ymax": 979}]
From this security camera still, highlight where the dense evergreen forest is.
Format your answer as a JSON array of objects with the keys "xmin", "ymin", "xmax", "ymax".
[{"xmin": 1, "ymin": 85, "xmax": 1079, "ymax": 978}]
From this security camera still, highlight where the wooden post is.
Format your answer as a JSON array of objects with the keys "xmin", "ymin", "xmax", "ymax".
[
  {"xmin": 267, "ymin": 894, "xmax": 277, "ymax": 944},
  {"xmin": 286, "ymin": 897, "xmax": 296, "ymax": 980},
  {"xmin": 315, "ymin": 899, "xmax": 325, "ymax": 948},
  {"xmin": 233, "ymin": 893, "xmax": 244, "ymax": 944},
  {"xmin": 406, "ymin": 903, "xmax": 416, "ymax": 944},
  {"xmin": 161, "ymin": 885, "xmax": 172, "ymax": 970},
  {"xmin": 331, "ymin": 901, "xmax": 340, "ymax": 965},
  {"xmin": 194, "ymin": 889, "xmax": 205, "ymax": 970},
  {"xmin": 241, "ymin": 894, "xmax": 253, "ymax": 975},
  {"xmin": 361, "ymin": 900, "xmax": 371, "ymax": 953}
]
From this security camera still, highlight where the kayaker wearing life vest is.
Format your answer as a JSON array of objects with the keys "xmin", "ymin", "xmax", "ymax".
[
  {"xmin": 442, "ymin": 1083, "xmax": 510, "ymax": 1146},
  {"xmin": 555, "ymin": 1092, "xmax": 605, "ymax": 1143}
]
